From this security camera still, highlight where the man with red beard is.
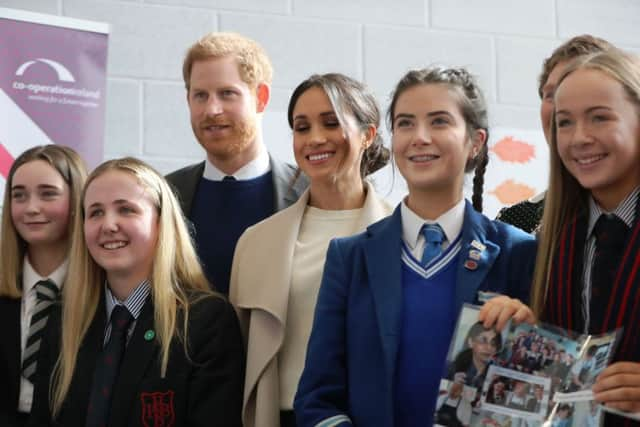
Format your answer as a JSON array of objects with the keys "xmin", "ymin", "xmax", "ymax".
[{"xmin": 167, "ymin": 32, "xmax": 307, "ymax": 295}]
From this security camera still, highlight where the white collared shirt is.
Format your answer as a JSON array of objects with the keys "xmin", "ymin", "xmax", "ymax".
[
  {"xmin": 400, "ymin": 197, "xmax": 466, "ymax": 261},
  {"xmin": 19, "ymin": 257, "xmax": 68, "ymax": 413},
  {"xmin": 103, "ymin": 280, "xmax": 151, "ymax": 346},
  {"xmin": 202, "ymin": 144, "xmax": 271, "ymax": 181}
]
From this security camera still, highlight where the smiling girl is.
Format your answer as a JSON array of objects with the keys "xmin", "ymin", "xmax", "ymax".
[
  {"xmin": 29, "ymin": 158, "xmax": 244, "ymax": 427},
  {"xmin": 0, "ymin": 145, "xmax": 86, "ymax": 427},
  {"xmin": 294, "ymin": 67, "xmax": 537, "ymax": 427},
  {"xmin": 529, "ymin": 49, "xmax": 640, "ymax": 423},
  {"xmin": 229, "ymin": 73, "xmax": 391, "ymax": 427}
]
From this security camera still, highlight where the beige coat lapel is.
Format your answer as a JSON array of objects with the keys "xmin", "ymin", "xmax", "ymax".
[{"xmin": 230, "ymin": 190, "xmax": 310, "ymax": 427}]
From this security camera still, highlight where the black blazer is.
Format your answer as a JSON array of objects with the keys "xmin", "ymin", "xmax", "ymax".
[
  {"xmin": 30, "ymin": 292, "xmax": 244, "ymax": 427},
  {"xmin": 0, "ymin": 296, "xmax": 26, "ymax": 427}
]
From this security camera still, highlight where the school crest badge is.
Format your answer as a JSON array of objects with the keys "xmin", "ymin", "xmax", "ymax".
[{"xmin": 141, "ymin": 390, "xmax": 175, "ymax": 427}]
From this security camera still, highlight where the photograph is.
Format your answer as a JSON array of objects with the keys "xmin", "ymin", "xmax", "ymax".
[
  {"xmin": 480, "ymin": 366, "xmax": 551, "ymax": 421},
  {"xmin": 493, "ymin": 322, "xmax": 584, "ymax": 396},
  {"xmin": 555, "ymin": 331, "xmax": 619, "ymax": 399},
  {"xmin": 445, "ymin": 304, "xmax": 507, "ymax": 390},
  {"xmin": 434, "ymin": 379, "xmax": 477, "ymax": 427}
]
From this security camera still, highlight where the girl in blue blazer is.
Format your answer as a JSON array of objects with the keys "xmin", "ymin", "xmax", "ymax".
[{"xmin": 294, "ymin": 67, "xmax": 537, "ymax": 427}]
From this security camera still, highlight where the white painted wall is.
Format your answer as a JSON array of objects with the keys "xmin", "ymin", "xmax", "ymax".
[{"xmin": 3, "ymin": 0, "xmax": 640, "ymax": 216}]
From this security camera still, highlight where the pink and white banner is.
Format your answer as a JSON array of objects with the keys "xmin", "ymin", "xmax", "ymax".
[{"xmin": 0, "ymin": 7, "xmax": 109, "ymax": 196}]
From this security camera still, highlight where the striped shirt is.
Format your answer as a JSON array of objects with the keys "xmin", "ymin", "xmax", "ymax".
[
  {"xmin": 581, "ymin": 188, "xmax": 639, "ymax": 333},
  {"xmin": 103, "ymin": 280, "xmax": 151, "ymax": 347}
]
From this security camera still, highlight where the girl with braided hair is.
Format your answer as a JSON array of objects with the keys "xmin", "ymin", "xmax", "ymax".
[{"xmin": 294, "ymin": 66, "xmax": 536, "ymax": 427}]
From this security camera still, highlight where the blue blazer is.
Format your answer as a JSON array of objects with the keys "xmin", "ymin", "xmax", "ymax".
[{"xmin": 294, "ymin": 202, "xmax": 537, "ymax": 427}]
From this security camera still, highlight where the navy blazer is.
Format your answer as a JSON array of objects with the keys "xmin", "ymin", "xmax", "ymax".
[
  {"xmin": 0, "ymin": 296, "xmax": 26, "ymax": 427},
  {"xmin": 29, "ymin": 292, "xmax": 244, "ymax": 427},
  {"xmin": 294, "ymin": 202, "xmax": 537, "ymax": 427}
]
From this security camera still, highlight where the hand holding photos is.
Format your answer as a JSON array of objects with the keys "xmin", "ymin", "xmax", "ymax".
[
  {"xmin": 478, "ymin": 295, "xmax": 535, "ymax": 332},
  {"xmin": 593, "ymin": 361, "xmax": 640, "ymax": 414}
]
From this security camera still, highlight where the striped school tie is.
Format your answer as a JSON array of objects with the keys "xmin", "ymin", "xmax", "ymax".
[
  {"xmin": 420, "ymin": 224, "xmax": 445, "ymax": 267},
  {"xmin": 22, "ymin": 279, "xmax": 59, "ymax": 382}
]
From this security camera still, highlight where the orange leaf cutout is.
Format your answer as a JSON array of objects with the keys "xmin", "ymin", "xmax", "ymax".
[
  {"xmin": 491, "ymin": 136, "xmax": 536, "ymax": 163},
  {"xmin": 490, "ymin": 180, "xmax": 536, "ymax": 205}
]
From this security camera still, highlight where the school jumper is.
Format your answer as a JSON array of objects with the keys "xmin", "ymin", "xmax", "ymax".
[{"xmin": 294, "ymin": 201, "xmax": 536, "ymax": 427}]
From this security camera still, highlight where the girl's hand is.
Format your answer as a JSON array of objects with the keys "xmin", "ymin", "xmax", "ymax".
[
  {"xmin": 593, "ymin": 362, "xmax": 640, "ymax": 413},
  {"xmin": 478, "ymin": 295, "xmax": 535, "ymax": 332}
]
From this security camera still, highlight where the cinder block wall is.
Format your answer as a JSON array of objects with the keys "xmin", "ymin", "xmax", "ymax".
[{"xmin": 5, "ymin": 0, "xmax": 640, "ymax": 207}]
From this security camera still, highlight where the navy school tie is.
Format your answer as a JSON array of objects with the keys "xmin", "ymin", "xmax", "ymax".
[
  {"xmin": 85, "ymin": 305, "xmax": 134, "ymax": 427},
  {"xmin": 590, "ymin": 214, "xmax": 629, "ymax": 330}
]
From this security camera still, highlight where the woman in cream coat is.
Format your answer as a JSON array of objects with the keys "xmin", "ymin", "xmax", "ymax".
[{"xmin": 229, "ymin": 73, "xmax": 392, "ymax": 427}]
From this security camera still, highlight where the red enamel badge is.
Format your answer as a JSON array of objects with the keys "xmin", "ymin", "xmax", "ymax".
[{"xmin": 141, "ymin": 390, "xmax": 175, "ymax": 427}]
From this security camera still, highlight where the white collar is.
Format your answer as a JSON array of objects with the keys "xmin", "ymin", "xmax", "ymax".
[
  {"xmin": 202, "ymin": 145, "xmax": 271, "ymax": 181},
  {"xmin": 400, "ymin": 197, "xmax": 465, "ymax": 249},
  {"xmin": 22, "ymin": 256, "xmax": 68, "ymax": 294}
]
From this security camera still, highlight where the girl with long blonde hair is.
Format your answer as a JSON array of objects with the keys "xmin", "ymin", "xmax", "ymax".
[
  {"xmin": 0, "ymin": 145, "xmax": 86, "ymax": 427},
  {"xmin": 485, "ymin": 49, "xmax": 640, "ymax": 423},
  {"xmin": 29, "ymin": 157, "xmax": 244, "ymax": 427}
]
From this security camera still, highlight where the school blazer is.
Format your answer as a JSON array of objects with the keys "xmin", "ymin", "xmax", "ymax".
[
  {"xmin": 0, "ymin": 296, "xmax": 24, "ymax": 427},
  {"xmin": 229, "ymin": 181, "xmax": 392, "ymax": 427},
  {"xmin": 294, "ymin": 202, "xmax": 537, "ymax": 427},
  {"xmin": 166, "ymin": 155, "xmax": 309, "ymax": 217},
  {"xmin": 29, "ymin": 292, "xmax": 245, "ymax": 427}
]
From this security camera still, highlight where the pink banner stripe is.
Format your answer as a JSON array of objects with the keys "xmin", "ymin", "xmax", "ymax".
[{"xmin": 0, "ymin": 143, "xmax": 15, "ymax": 179}]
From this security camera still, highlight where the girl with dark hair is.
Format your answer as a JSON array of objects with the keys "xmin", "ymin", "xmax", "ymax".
[
  {"xmin": 294, "ymin": 66, "xmax": 536, "ymax": 427},
  {"xmin": 229, "ymin": 73, "xmax": 391, "ymax": 427}
]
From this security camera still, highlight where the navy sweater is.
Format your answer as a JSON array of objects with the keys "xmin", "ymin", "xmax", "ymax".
[{"xmin": 190, "ymin": 172, "xmax": 275, "ymax": 294}]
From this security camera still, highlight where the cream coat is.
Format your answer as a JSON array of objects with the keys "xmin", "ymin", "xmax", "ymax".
[{"xmin": 229, "ymin": 181, "xmax": 391, "ymax": 427}]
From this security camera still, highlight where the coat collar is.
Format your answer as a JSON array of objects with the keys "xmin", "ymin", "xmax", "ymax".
[
  {"xmin": 233, "ymin": 181, "xmax": 390, "ymax": 321},
  {"xmin": 61, "ymin": 293, "xmax": 107, "ymax": 425},
  {"xmin": 1, "ymin": 298, "xmax": 22, "ymax": 407},
  {"xmin": 363, "ymin": 200, "xmax": 500, "ymax": 381}
]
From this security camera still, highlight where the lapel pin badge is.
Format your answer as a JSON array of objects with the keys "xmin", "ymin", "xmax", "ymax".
[
  {"xmin": 469, "ymin": 249, "xmax": 482, "ymax": 261},
  {"xmin": 464, "ymin": 259, "xmax": 478, "ymax": 271},
  {"xmin": 144, "ymin": 330, "xmax": 155, "ymax": 341},
  {"xmin": 470, "ymin": 239, "xmax": 486, "ymax": 251}
]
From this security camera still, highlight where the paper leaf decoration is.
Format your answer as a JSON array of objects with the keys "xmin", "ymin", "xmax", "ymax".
[
  {"xmin": 491, "ymin": 136, "xmax": 536, "ymax": 163},
  {"xmin": 490, "ymin": 180, "xmax": 536, "ymax": 205}
]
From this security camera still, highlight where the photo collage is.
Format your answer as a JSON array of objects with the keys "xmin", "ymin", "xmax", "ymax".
[{"xmin": 434, "ymin": 305, "xmax": 620, "ymax": 427}]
